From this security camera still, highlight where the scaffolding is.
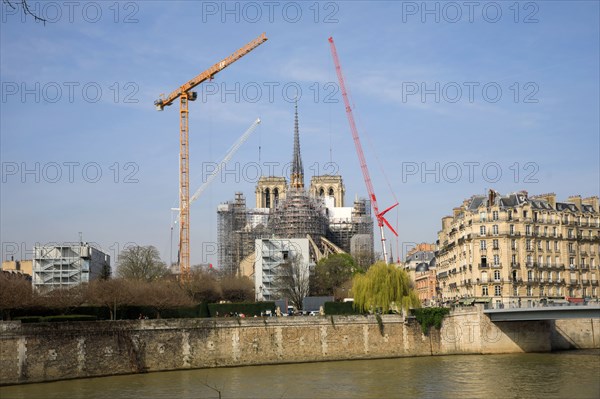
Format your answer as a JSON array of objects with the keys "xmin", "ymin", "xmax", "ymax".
[
  {"xmin": 217, "ymin": 192, "xmax": 270, "ymax": 275},
  {"xmin": 327, "ymin": 198, "xmax": 374, "ymax": 264},
  {"xmin": 269, "ymin": 188, "xmax": 328, "ymax": 241}
]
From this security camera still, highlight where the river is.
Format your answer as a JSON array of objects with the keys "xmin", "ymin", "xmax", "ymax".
[{"xmin": 1, "ymin": 350, "xmax": 599, "ymax": 399}]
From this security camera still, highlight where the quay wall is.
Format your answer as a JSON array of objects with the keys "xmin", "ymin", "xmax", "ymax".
[{"xmin": 1, "ymin": 307, "xmax": 597, "ymax": 385}]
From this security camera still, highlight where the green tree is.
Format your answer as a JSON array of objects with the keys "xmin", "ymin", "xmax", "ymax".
[
  {"xmin": 352, "ymin": 261, "xmax": 421, "ymax": 313},
  {"xmin": 312, "ymin": 253, "xmax": 357, "ymax": 298},
  {"xmin": 116, "ymin": 245, "xmax": 169, "ymax": 281}
]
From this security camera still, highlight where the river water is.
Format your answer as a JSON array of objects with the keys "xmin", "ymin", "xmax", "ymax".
[{"xmin": 1, "ymin": 351, "xmax": 599, "ymax": 399}]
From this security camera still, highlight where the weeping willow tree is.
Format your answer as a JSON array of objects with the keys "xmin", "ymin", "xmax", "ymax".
[{"xmin": 352, "ymin": 262, "xmax": 421, "ymax": 313}]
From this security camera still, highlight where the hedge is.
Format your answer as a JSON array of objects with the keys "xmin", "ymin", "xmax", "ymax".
[
  {"xmin": 208, "ymin": 302, "xmax": 275, "ymax": 317},
  {"xmin": 323, "ymin": 302, "xmax": 361, "ymax": 315}
]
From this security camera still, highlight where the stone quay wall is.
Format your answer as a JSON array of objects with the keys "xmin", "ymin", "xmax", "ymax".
[{"xmin": 1, "ymin": 307, "xmax": 598, "ymax": 385}]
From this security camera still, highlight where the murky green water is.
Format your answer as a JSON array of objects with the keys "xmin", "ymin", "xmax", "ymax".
[{"xmin": 1, "ymin": 351, "xmax": 599, "ymax": 399}]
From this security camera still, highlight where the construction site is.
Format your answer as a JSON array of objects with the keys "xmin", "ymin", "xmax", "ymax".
[
  {"xmin": 217, "ymin": 100, "xmax": 375, "ymax": 279},
  {"xmin": 154, "ymin": 33, "xmax": 397, "ymax": 282}
]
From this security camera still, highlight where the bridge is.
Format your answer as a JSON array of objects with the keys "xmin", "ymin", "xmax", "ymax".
[{"xmin": 484, "ymin": 303, "xmax": 600, "ymax": 322}]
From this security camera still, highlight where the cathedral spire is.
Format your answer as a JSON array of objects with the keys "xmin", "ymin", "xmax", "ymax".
[{"xmin": 290, "ymin": 100, "xmax": 304, "ymax": 189}]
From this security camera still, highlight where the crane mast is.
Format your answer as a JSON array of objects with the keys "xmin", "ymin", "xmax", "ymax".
[
  {"xmin": 328, "ymin": 36, "xmax": 398, "ymax": 264},
  {"xmin": 155, "ymin": 33, "xmax": 267, "ymax": 280}
]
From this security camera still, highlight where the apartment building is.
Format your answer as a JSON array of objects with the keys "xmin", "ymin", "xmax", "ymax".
[{"xmin": 436, "ymin": 191, "xmax": 599, "ymax": 308}]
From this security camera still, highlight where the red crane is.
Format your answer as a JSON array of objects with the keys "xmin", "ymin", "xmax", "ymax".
[{"xmin": 328, "ymin": 36, "xmax": 398, "ymax": 264}]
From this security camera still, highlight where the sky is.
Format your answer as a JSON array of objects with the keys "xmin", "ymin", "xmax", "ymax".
[{"xmin": 1, "ymin": 0, "xmax": 599, "ymax": 269}]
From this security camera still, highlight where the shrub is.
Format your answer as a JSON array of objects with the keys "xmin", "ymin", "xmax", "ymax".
[{"xmin": 411, "ymin": 307, "xmax": 450, "ymax": 335}]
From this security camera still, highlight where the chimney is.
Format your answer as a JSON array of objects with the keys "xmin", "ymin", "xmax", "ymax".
[
  {"xmin": 452, "ymin": 207, "xmax": 462, "ymax": 218},
  {"xmin": 567, "ymin": 195, "xmax": 582, "ymax": 210},
  {"xmin": 534, "ymin": 193, "xmax": 556, "ymax": 209},
  {"xmin": 582, "ymin": 196, "xmax": 599, "ymax": 213}
]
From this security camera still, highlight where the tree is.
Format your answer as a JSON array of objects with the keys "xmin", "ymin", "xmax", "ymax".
[
  {"xmin": 186, "ymin": 268, "xmax": 222, "ymax": 303},
  {"xmin": 117, "ymin": 246, "xmax": 169, "ymax": 281},
  {"xmin": 352, "ymin": 262, "xmax": 421, "ymax": 314},
  {"xmin": 3, "ymin": 0, "xmax": 47, "ymax": 24},
  {"xmin": 134, "ymin": 279, "xmax": 194, "ymax": 318},
  {"xmin": 311, "ymin": 253, "xmax": 357, "ymax": 298},
  {"xmin": 274, "ymin": 254, "xmax": 310, "ymax": 310},
  {"xmin": 86, "ymin": 279, "xmax": 135, "ymax": 320},
  {"xmin": 0, "ymin": 273, "xmax": 34, "ymax": 320},
  {"xmin": 220, "ymin": 275, "xmax": 254, "ymax": 302}
]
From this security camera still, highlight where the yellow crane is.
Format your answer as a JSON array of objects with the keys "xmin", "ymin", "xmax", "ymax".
[{"xmin": 155, "ymin": 33, "xmax": 267, "ymax": 280}]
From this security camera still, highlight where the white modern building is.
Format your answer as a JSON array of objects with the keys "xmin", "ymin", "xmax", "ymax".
[
  {"xmin": 32, "ymin": 243, "xmax": 110, "ymax": 291},
  {"xmin": 254, "ymin": 238, "xmax": 312, "ymax": 301}
]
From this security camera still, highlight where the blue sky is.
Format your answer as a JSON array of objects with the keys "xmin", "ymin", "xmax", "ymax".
[{"xmin": 1, "ymin": 1, "xmax": 599, "ymax": 268}]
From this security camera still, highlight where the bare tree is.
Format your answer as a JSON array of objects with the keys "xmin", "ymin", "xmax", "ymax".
[
  {"xmin": 220, "ymin": 275, "xmax": 254, "ymax": 302},
  {"xmin": 86, "ymin": 279, "xmax": 135, "ymax": 320},
  {"xmin": 134, "ymin": 279, "xmax": 194, "ymax": 318},
  {"xmin": 117, "ymin": 246, "xmax": 169, "ymax": 281},
  {"xmin": 0, "ymin": 273, "xmax": 34, "ymax": 320},
  {"xmin": 186, "ymin": 269, "xmax": 222, "ymax": 303},
  {"xmin": 3, "ymin": 0, "xmax": 47, "ymax": 24},
  {"xmin": 274, "ymin": 254, "xmax": 310, "ymax": 310},
  {"xmin": 39, "ymin": 285, "xmax": 86, "ymax": 314}
]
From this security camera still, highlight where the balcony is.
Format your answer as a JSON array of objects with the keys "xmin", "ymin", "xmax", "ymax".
[
  {"xmin": 568, "ymin": 280, "xmax": 578, "ymax": 286},
  {"xmin": 526, "ymin": 278, "xmax": 538, "ymax": 284},
  {"xmin": 525, "ymin": 263, "xmax": 535, "ymax": 269},
  {"xmin": 492, "ymin": 263, "xmax": 502, "ymax": 269},
  {"xmin": 478, "ymin": 263, "xmax": 489, "ymax": 269},
  {"xmin": 581, "ymin": 279, "xmax": 589, "ymax": 285},
  {"xmin": 511, "ymin": 262, "xmax": 520, "ymax": 269},
  {"xmin": 592, "ymin": 280, "xmax": 599, "ymax": 286}
]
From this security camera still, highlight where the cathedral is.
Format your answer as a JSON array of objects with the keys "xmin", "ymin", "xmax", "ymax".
[{"xmin": 217, "ymin": 103, "xmax": 374, "ymax": 282}]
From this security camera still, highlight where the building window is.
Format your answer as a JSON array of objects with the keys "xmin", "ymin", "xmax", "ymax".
[
  {"xmin": 538, "ymin": 241, "xmax": 543, "ymax": 250},
  {"xmin": 527, "ymin": 270, "xmax": 533, "ymax": 281},
  {"xmin": 480, "ymin": 240, "xmax": 487, "ymax": 250},
  {"xmin": 480, "ymin": 212, "xmax": 487, "ymax": 222},
  {"xmin": 526, "ymin": 286, "xmax": 532, "ymax": 296},
  {"xmin": 508, "ymin": 211, "xmax": 512, "ymax": 221},
  {"xmin": 494, "ymin": 286, "xmax": 502, "ymax": 296},
  {"xmin": 546, "ymin": 240, "xmax": 550, "ymax": 250},
  {"xmin": 493, "ymin": 225, "xmax": 499, "ymax": 235},
  {"xmin": 493, "ymin": 239, "xmax": 499, "ymax": 249},
  {"xmin": 540, "ymin": 286, "xmax": 544, "ymax": 296},
  {"xmin": 510, "ymin": 224, "xmax": 515, "ymax": 234},
  {"xmin": 555, "ymin": 256, "xmax": 559, "ymax": 266},
  {"xmin": 480, "ymin": 226, "xmax": 486, "ymax": 236},
  {"xmin": 494, "ymin": 270, "xmax": 500, "ymax": 281},
  {"xmin": 553, "ymin": 227, "xmax": 557, "ymax": 237},
  {"xmin": 482, "ymin": 286, "xmax": 489, "ymax": 296},
  {"xmin": 493, "ymin": 255, "xmax": 500, "ymax": 265},
  {"xmin": 526, "ymin": 240, "xmax": 532, "ymax": 250},
  {"xmin": 544, "ymin": 226, "xmax": 548, "ymax": 236},
  {"xmin": 493, "ymin": 211, "xmax": 499, "ymax": 221},
  {"xmin": 568, "ymin": 242, "xmax": 574, "ymax": 252},
  {"xmin": 554, "ymin": 241, "xmax": 559, "ymax": 250},
  {"xmin": 568, "ymin": 229, "xmax": 574, "ymax": 239},
  {"xmin": 546, "ymin": 256, "xmax": 551, "ymax": 266},
  {"xmin": 526, "ymin": 225, "xmax": 531, "ymax": 236},
  {"xmin": 569, "ymin": 257, "xmax": 575, "ymax": 267},
  {"xmin": 513, "ymin": 286, "xmax": 518, "ymax": 296},
  {"xmin": 512, "ymin": 254, "xmax": 517, "ymax": 265},
  {"xmin": 523, "ymin": 211, "xmax": 528, "ymax": 219},
  {"xmin": 511, "ymin": 239, "xmax": 517, "ymax": 250}
]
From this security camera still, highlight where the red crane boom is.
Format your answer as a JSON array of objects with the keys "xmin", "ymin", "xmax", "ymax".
[{"xmin": 328, "ymin": 37, "xmax": 398, "ymax": 264}]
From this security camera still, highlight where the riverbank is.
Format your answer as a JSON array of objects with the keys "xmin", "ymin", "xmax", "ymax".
[{"xmin": 1, "ymin": 306, "xmax": 598, "ymax": 385}]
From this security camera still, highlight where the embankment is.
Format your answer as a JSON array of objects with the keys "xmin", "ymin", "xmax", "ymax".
[{"xmin": 1, "ymin": 306, "xmax": 597, "ymax": 385}]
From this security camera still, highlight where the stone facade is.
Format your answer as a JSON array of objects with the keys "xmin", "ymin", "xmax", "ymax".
[{"xmin": 436, "ymin": 191, "xmax": 600, "ymax": 307}]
